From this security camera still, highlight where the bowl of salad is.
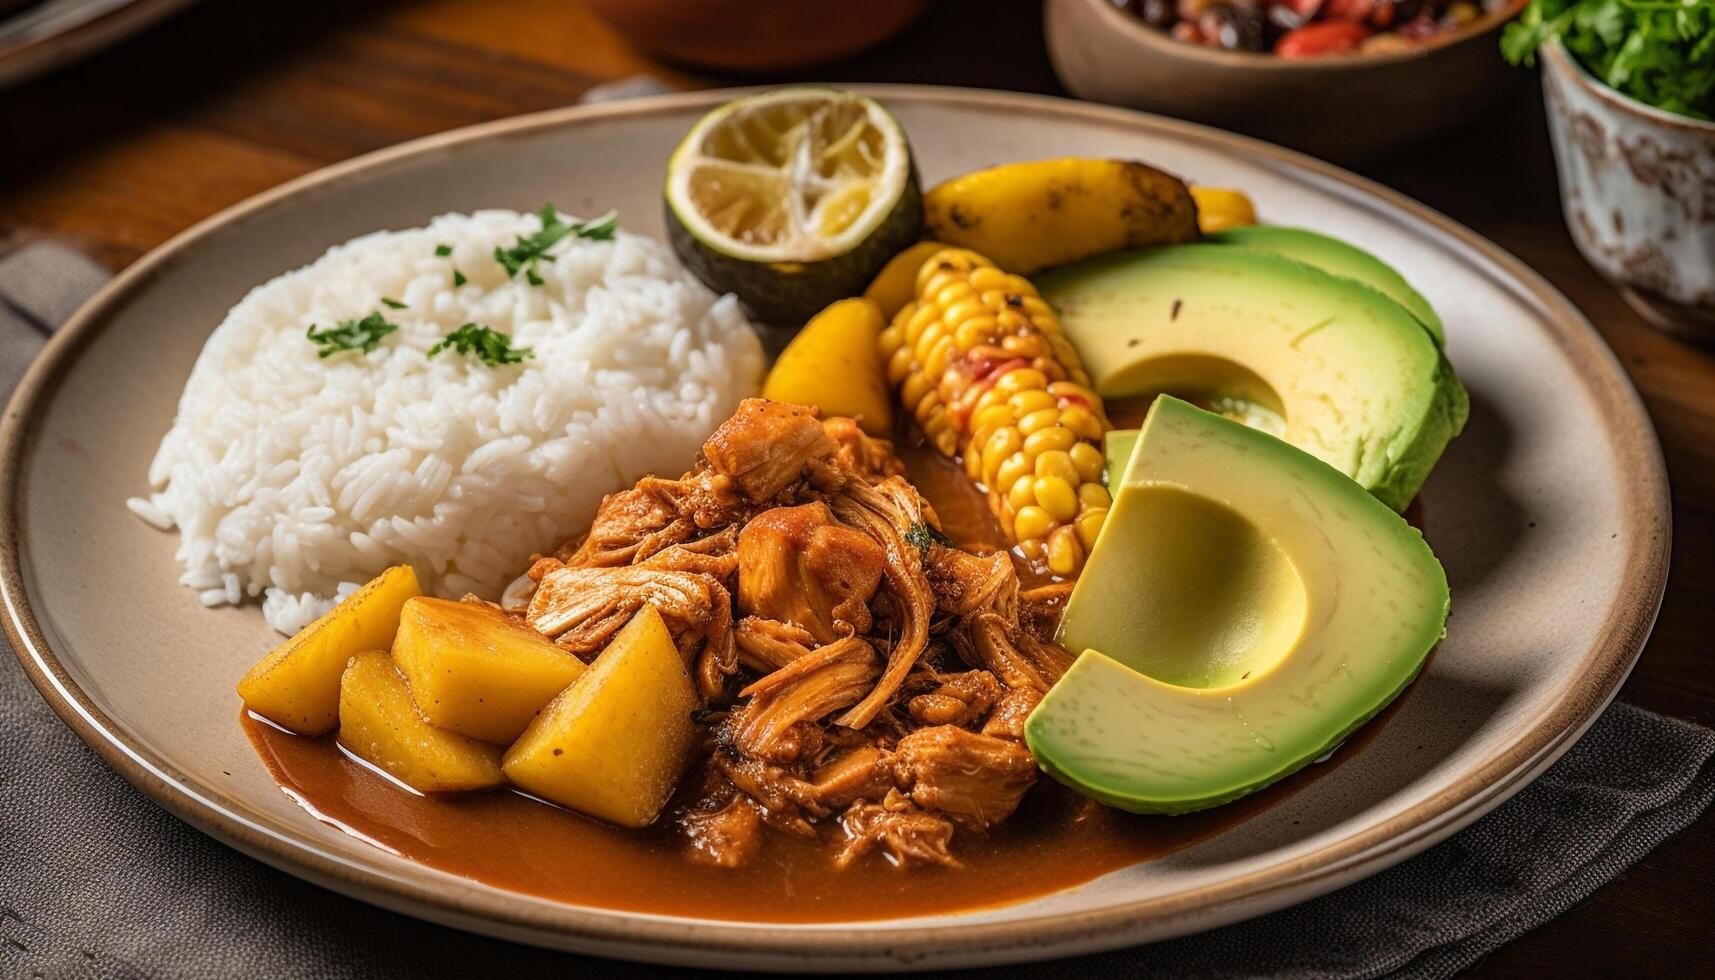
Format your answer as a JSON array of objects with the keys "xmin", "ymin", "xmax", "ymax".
[
  {"xmin": 1045, "ymin": 0, "xmax": 1528, "ymax": 161},
  {"xmin": 1506, "ymin": 0, "xmax": 1714, "ymax": 341}
]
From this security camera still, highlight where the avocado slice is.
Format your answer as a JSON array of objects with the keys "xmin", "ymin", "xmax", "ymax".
[
  {"xmin": 1026, "ymin": 397, "xmax": 1448, "ymax": 814},
  {"xmin": 1038, "ymin": 244, "xmax": 1467, "ymax": 511},
  {"xmin": 1207, "ymin": 225, "xmax": 1444, "ymax": 344}
]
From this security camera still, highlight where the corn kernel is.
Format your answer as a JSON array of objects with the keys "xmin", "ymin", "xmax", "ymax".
[
  {"xmin": 942, "ymin": 297, "xmax": 986, "ymax": 327},
  {"xmin": 934, "ymin": 282, "xmax": 976, "ymax": 309},
  {"xmin": 1078, "ymin": 482, "xmax": 1112, "ymax": 511},
  {"xmin": 878, "ymin": 324, "xmax": 903, "ymax": 356},
  {"xmin": 1024, "ymin": 425, "xmax": 1077, "ymax": 457},
  {"xmin": 1007, "ymin": 476, "xmax": 1037, "ymax": 512},
  {"xmin": 982, "ymin": 426, "xmax": 1023, "ymax": 474},
  {"xmin": 915, "ymin": 320, "xmax": 948, "ymax": 359},
  {"xmin": 887, "ymin": 346, "xmax": 915, "ymax": 385},
  {"xmin": 1033, "ymin": 476, "xmax": 1078, "ymax": 521},
  {"xmin": 1008, "ymin": 389, "xmax": 1057, "ymax": 415},
  {"xmin": 1000, "ymin": 334, "xmax": 1048, "ymax": 358},
  {"xmin": 914, "ymin": 387, "xmax": 942, "ymax": 421},
  {"xmin": 903, "ymin": 303, "xmax": 940, "ymax": 344},
  {"xmin": 1075, "ymin": 508, "xmax": 1108, "ymax": 551},
  {"xmin": 992, "ymin": 449, "xmax": 1030, "ymax": 491},
  {"xmin": 1060, "ymin": 405, "xmax": 1103, "ymax": 441},
  {"xmin": 972, "ymin": 384, "xmax": 1008, "ymax": 417},
  {"xmin": 1048, "ymin": 380, "xmax": 1098, "ymax": 405},
  {"xmin": 1016, "ymin": 537, "xmax": 1045, "ymax": 563},
  {"xmin": 923, "ymin": 334, "xmax": 958, "ymax": 379},
  {"xmin": 994, "ymin": 367, "xmax": 1048, "ymax": 395},
  {"xmin": 1070, "ymin": 442, "xmax": 1106, "ymax": 483},
  {"xmin": 967, "ymin": 266, "xmax": 1010, "ymax": 292},
  {"xmin": 955, "ymin": 315, "xmax": 999, "ymax": 351},
  {"xmin": 1034, "ymin": 449, "xmax": 1079, "ymax": 485},
  {"xmin": 972, "ymin": 405, "xmax": 1016, "ymax": 444},
  {"xmin": 900, "ymin": 371, "xmax": 933, "ymax": 411},
  {"xmin": 995, "ymin": 308, "xmax": 1030, "ymax": 333},
  {"xmin": 1047, "ymin": 526, "xmax": 1082, "ymax": 576},
  {"xmin": 1013, "ymin": 505, "xmax": 1054, "ymax": 543},
  {"xmin": 1017, "ymin": 408, "xmax": 1061, "ymax": 436}
]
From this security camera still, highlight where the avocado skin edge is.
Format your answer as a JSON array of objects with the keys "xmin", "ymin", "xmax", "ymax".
[
  {"xmin": 1027, "ymin": 617, "xmax": 1446, "ymax": 816},
  {"xmin": 1369, "ymin": 348, "xmax": 1470, "ymax": 513}
]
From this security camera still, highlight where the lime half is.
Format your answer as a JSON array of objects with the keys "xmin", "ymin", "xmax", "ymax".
[{"xmin": 666, "ymin": 88, "xmax": 921, "ymax": 325}]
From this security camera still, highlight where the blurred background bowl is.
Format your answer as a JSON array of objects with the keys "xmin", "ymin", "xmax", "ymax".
[
  {"xmin": 1045, "ymin": 0, "xmax": 1523, "ymax": 163},
  {"xmin": 585, "ymin": 0, "xmax": 932, "ymax": 74},
  {"xmin": 1539, "ymin": 38, "xmax": 1715, "ymax": 344}
]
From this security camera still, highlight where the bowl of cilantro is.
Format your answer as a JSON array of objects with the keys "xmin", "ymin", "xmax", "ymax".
[{"xmin": 1504, "ymin": 0, "xmax": 1715, "ymax": 341}]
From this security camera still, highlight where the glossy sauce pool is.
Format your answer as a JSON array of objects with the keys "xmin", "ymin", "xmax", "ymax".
[{"xmin": 244, "ymin": 439, "xmax": 1423, "ymax": 923}]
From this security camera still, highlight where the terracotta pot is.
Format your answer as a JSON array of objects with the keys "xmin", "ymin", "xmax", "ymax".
[
  {"xmin": 1044, "ymin": 0, "xmax": 1525, "ymax": 164},
  {"xmin": 585, "ymin": 0, "xmax": 931, "ymax": 73},
  {"xmin": 1540, "ymin": 40, "xmax": 1715, "ymax": 343}
]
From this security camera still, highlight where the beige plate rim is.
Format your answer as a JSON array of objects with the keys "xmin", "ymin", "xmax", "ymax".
[{"xmin": 0, "ymin": 86, "xmax": 1671, "ymax": 969}]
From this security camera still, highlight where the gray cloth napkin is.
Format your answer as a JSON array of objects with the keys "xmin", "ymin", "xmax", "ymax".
[{"xmin": 2, "ymin": 242, "xmax": 1712, "ymax": 980}]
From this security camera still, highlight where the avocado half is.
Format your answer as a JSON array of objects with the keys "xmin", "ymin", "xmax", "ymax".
[
  {"xmin": 1025, "ymin": 396, "xmax": 1449, "ymax": 815},
  {"xmin": 1207, "ymin": 225, "xmax": 1445, "ymax": 344},
  {"xmin": 1037, "ymin": 244, "xmax": 1467, "ymax": 511}
]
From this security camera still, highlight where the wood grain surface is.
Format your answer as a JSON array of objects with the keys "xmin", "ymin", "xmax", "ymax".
[{"xmin": 1, "ymin": 1, "xmax": 1709, "ymax": 975}]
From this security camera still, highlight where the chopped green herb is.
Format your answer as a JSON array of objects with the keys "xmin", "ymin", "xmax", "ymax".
[
  {"xmin": 1503, "ymin": 0, "xmax": 1714, "ymax": 120},
  {"xmin": 905, "ymin": 521, "xmax": 953, "ymax": 566},
  {"xmin": 380, "ymin": 297, "xmax": 407, "ymax": 309},
  {"xmin": 305, "ymin": 312, "xmax": 398, "ymax": 358},
  {"xmin": 434, "ymin": 244, "xmax": 453, "ymax": 257},
  {"xmin": 493, "ymin": 204, "xmax": 619, "ymax": 283},
  {"xmin": 428, "ymin": 323, "xmax": 533, "ymax": 366},
  {"xmin": 452, "ymin": 268, "xmax": 467, "ymax": 287}
]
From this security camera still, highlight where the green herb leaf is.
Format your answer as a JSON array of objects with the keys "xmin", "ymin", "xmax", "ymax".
[
  {"xmin": 1503, "ymin": 0, "xmax": 1713, "ymax": 120},
  {"xmin": 380, "ymin": 297, "xmax": 407, "ymax": 309},
  {"xmin": 452, "ymin": 268, "xmax": 467, "ymax": 287},
  {"xmin": 904, "ymin": 521, "xmax": 954, "ymax": 567},
  {"xmin": 305, "ymin": 312, "xmax": 398, "ymax": 358},
  {"xmin": 434, "ymin": 244, "xmax": 453, "ymax": 257},
  {"xmin": 492, "ymin": 205, "xmax": 620, "ymax": 283},
  {"xmin": 428, "ymin": 323, "xmax": 534, "ymax": 366}
]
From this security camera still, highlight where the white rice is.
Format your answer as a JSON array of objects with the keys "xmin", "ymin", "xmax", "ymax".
[{"xmin": 132, "ymin": 209, "xmax": 763, "ymax": 634}]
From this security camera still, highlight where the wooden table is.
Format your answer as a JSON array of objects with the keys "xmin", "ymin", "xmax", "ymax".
[{"xmin": 1, "ymin": 1, "xmax": 1709, "ymax": 974}]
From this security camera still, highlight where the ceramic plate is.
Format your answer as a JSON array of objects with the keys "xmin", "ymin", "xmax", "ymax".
[{"xmin": 0, "ymin": 87, "xmax": 1669, "ymax": 971}]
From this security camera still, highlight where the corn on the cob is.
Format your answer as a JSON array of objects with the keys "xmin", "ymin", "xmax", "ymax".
[{"xmin": 877, "ymin": 247, "xmax": 1110, "ymax": 576}]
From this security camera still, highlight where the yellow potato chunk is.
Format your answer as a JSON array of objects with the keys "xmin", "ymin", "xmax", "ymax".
[
  {"xmin": 1190, "ymin": 186, "xmax": 1258, "ymax": 234},
  {"xmin": 502, "ymin": 606, "xmax": 698, "ymax": 828},
  {"xmin": 236, "ymin": 565, "xmax": 421, "ymax": 734},
  {"xmin": 392, "ymin": 597, "xmax": 586, "ymax": 744},
  {"xmin": 923, "ymin": 157, "xmax": 1198, "ymax": 274},
  {"xmin": 761, "ymin": 297, "xmax": 893, "ymax": 436},
  {"xmin": 337, "ymin": 650, "xmax": 504, "ymax": 793},
  {"xmin": 864, "ymin": 240, "xmax": 948, "ymax": 320}
]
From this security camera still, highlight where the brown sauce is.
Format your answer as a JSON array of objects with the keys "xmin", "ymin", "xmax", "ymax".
[{"xmin": 242, "ymin": 432, "xmax": 1424, "ymax": 923}]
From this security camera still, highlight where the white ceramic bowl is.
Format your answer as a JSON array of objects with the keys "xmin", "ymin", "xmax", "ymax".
[{"xmin": 1541, "ymin": 39, "xmax": 1715, "ymax": 340}]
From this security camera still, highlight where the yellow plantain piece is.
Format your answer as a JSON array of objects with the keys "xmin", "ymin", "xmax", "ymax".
[
  {"xmin": 762, "ymin": 297, "xmax": 894, "ymax": 436},
  {"xmin": 923, "ymin": 158, "xmax": 1198, "ymax": 275}
]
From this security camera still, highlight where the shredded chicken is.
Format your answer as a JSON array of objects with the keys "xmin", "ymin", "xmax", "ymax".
[
  {"xmin": 836, "ymin": 793, "xmax": 960, "ymax": 869},
  {"xmin": 726, "ymin": 638, "xmax": 877, "ymax": 763},
  {"xmin": 702, "ymin": 399, "xmax": 840, "ymax": 503},
  {"xmin": 736, "ymin": 502, "xmax": 884, "ymax": 642},
  {"xmin": 893, "ymin": 726, "xmax": 1038, "ymax": 830},
  {"xmin": 524, "ymin": 398, "xmax": 1075, "ymax": 871},
  {"xmin": 733, "ymin": 616, "xmax": 817, "ymax": 673},
  {"xmin": 826, "ymin": 478, "xmax": 937, "ymax": 728}
]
